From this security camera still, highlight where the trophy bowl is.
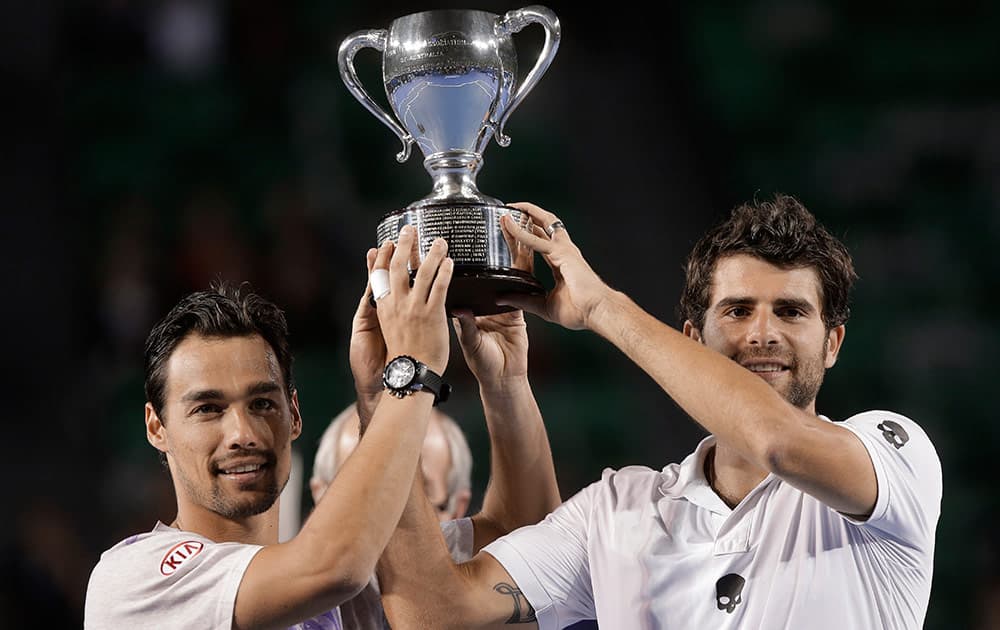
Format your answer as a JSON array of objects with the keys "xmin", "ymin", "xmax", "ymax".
[{"xmin": 339, "ymin": 6, "xmax": 560, "ymax": 315}]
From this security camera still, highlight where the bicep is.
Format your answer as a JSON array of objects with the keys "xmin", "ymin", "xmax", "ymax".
[
  {"xmin": 380, "ymin": 550, "xmax": 538, "ymax": 630},
  {"xmin": 772, "ymin": 419, "xmax": 878, "ymax": 517},
  {"xmin": 234, "ymin": 540, "xmax": 360, "ymax": 630},
  {"xmin": 462, "ymin": 552, "xmax": 540, "ymax": 628}
]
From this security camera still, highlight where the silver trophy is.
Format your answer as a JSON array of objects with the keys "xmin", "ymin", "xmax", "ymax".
[{"xmin": 338, "ymin": 6, "xmax": 560, "ymax": 315}]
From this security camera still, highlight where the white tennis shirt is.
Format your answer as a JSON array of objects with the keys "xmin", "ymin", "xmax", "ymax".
[
  {"xmin": 85, "ymin": 518, "xmax": 473, "ymax": 629},
  {"xmin": 484, "ymin": 410, "xmax": 941, "ymax": 629}
]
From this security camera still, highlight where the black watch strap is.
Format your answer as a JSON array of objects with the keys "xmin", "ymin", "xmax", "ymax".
[{"xmin": 415, "ymin": 363, "xmax": 451, "ymax": 406}]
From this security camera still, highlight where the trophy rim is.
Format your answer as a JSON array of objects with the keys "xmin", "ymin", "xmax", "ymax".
[{"xmin": 391, "ymin": 8, "xmax": 501, "ymax": 24}]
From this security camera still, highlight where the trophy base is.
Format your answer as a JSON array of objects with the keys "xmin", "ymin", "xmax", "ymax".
[
  {"xmin": 376, "ymin": 203, "xmax": 544, "ymax": 316},
  {"xmin": 447, "ymin": 266, "xmax": 544, "ymax": 316}
]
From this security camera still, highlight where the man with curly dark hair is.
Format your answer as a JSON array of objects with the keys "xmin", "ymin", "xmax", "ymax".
[{"xmin": 377, "ymin": 196, "xmax": 941, "ymax": 630}]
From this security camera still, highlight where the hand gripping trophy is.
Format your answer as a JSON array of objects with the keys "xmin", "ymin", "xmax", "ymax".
[{"xmin": 338, "ymin": 6, "xmax": 560, "ymax": 315}]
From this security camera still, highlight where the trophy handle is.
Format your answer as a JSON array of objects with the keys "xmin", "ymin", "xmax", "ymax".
[
  {"xmin": 493, "ymin": 5, "xmax": 561, "ymax": 147},
  {"xmin": 337, "ymin": 29, "xmax": 414, "ymax": 163}
]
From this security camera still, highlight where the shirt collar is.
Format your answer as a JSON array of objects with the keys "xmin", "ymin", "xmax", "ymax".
[{"xmin": 658, "ymin": 435, "xmax": 732, "ymax": 514}]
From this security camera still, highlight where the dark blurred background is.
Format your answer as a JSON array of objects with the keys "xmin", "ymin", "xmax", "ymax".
[{"xmin": 3, "ymin": 1, "xmax": 998, "ymax": 628}]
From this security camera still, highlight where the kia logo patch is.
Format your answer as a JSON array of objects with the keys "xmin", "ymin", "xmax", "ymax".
[{"xmin": 160, "ymin": 540, "xmax": 205, "ymax": 576}]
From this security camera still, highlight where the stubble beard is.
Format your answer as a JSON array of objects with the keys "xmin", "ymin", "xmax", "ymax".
[
  {"xmin": 175, "ymin": 459, "xmax": 287, "ymax": 520},
  {"xmin": 209, "ymin": 476, "xmax": 284, "ymax": 519},
  {"xmin": 738, "ymin": 340, "xmax": 828, "ymax": 410},
  {"xmin": 781, "ymin": 340, "xmax": 828, "ymax": 410}
]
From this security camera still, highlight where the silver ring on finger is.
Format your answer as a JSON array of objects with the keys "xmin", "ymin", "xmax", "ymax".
[{"xmin": 544, "ymin": 220, "xmax": 566, "ymax": 238}]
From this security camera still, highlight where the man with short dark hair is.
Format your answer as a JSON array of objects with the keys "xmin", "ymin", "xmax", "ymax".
[
  {"xmin": 85, "ymin": 229, "xmax": 455, "ymax": 629},
  {"xmin": 377, "ymin": 196, "xmax": 942, "ymax": 630}
]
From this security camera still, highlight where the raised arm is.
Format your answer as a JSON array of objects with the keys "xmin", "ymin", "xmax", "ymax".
[
  {"xmin": 376, "ymin": 271, "xmax": 562, "ymax": 629},
  {"xmin": 234, "ymin": 227, "xmax": 454, "ymax": 629},
  {"xmin": 497, "ymin": 202, "xmax": 877, "ymax": 518},
  {"xmin": 452, "ymin": 308, "xmax": 561, "ymax": 548}
]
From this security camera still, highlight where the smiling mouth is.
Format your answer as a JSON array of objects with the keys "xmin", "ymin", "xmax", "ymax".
[
  {"xmin": 220, "ymin": 464, "xmax": 264, "ymax": 475},
  {"xmin": 215, "ymin": 462, "xmax": 271, "ymax": 483},
  {"xmin": 744, "ymin": 363, "xmax": 789, "ymax": 374}
]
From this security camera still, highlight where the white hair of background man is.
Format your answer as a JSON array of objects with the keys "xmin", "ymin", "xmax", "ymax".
[{"xmin": 311, "ymin": 403, "xmax": 473, "ymax": 516}]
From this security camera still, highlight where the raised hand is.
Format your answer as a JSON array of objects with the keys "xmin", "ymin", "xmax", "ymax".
[
  {"xmin": 349, "ymin": 247, "xmax": 387, "ymax": 425},
  {"xmin": 498, "ymin": 201, "xmax": 611, "ymax": 331},
  {"xmin": 452, "ymin": 309, "xmax": 529, "ymax": 387},
  {"xmin": 371, "ymin": 225, "xmax": 453, "ymax": 376}
]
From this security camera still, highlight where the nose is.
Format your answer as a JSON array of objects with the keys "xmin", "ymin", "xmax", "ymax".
[
  {"xmin": 746, "ymin": 311, "xmax": 781, "ymax": 346},
  {"xmin": 225, "ymin": 407, "xmax": 262, "ymax": 450}
]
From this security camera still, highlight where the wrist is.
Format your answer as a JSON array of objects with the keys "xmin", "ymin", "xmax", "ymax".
[
  {"xmin": 477, "ymin": 374, "xmax": 531, "ymax": 400},
  {"xmin": 586, "ymin": 288, "xmax": 629, "ymax": 334}
]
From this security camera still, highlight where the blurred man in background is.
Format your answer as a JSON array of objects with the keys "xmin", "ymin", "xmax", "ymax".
[{"xmin": 311, "ymin": 403, "xmax": 472, "ymax": 523}]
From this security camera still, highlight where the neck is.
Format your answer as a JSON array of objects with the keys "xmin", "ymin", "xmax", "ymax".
[
  {"xmin": 705, "ymin": 443, "xmax": 769, "ymax": 509},
  {"xmin": 172, "ymin": 498, "xmax": 282, "ymax": 546}
]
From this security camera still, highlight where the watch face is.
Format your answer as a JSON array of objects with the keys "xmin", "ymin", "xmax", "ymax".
[{"xmin": 385, "ymin": 357, "xmax": 417, "ymax": 389}]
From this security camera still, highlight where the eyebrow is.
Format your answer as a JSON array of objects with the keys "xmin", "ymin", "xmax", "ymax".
[
  {"xmin": 714, "ymin": 296, "xmax": 816, "ymax": 313},
  {"xmin": 180, "ymin": 381, "xmax": 282, "ymax": 403}
]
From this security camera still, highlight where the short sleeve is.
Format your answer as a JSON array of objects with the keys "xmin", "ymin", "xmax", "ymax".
[
  {"xmin": 840, "ymin": 410, "xmax": 942, "ymax": 549},
  {"xmin": 482, "ymin": 481, "xmax": 599, "ymax": 630},
  {"xmin": 85, "ymin": 535, "xmax": 262, "ymax": 629}
]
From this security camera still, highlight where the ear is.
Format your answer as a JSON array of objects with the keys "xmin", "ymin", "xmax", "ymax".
[
  {"xmin": 682, "ymin": 320, "xmax": 702, "ymax": 343},
  {"xmin": 450, "ymin": 488, "xmax": 472, "ymax": 520},
  {"xmin": 824, "ymin": 325, "xmax": 846, "ymax": 368},
  {"xmin": 289, "ymin": 390, "xmax": 303, "ymax": 441},
  {"xmin": 145, "ymin": 403, "xmax": 168, "ymax": 455}
]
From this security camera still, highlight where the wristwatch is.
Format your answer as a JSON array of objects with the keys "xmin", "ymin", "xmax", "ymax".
[{"xmin": 382, "ymin": 355, "xmax": 451, "ymax": 405}]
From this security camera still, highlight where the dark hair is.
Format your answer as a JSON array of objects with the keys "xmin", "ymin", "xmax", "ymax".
[
  {"xmin": 144, "ymin": 282, "xmax": 295, "ymax": 421},
  {"xmin": 679, "ymin": 194, "xmax": 857, "ymax": 331}
]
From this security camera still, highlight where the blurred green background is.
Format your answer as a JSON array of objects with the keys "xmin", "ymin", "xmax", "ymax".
[{"xmin": 2, "ymin": 1, "xmax": 997, "ymax": 627}]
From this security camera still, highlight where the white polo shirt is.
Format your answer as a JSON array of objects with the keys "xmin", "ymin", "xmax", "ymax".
[{"xmin": 483, "ymin": 410, "xmax": 941, "ymax": 629}]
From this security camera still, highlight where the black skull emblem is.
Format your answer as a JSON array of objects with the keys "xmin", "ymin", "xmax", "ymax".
[
  {"xmin": 877, "ymin": 420, "xmax": 909, "ymax": 449},
  {"xmin": 716, "ymin": 573, "xmax": 745, "ymax": 614}
]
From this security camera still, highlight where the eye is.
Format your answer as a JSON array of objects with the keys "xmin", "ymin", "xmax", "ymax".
[
  {"xmin": 250, "ymin": 398, "xmax": 277, "ymax": 412},
  {"xmin": 778, "ymin": 307, "xmax": 805, "ymax": 319},
  {"xmin": 192, "ymin": 403, "xmax": 223, "ymax": 415},
  {"xmin": 725, "ymin": 306, "xmax": 751, "ymax": 318}
]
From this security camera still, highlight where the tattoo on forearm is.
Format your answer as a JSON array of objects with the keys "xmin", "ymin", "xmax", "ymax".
[{"xmin": 494, "ymin": 582, "xmax": 537, "ymax": 624}]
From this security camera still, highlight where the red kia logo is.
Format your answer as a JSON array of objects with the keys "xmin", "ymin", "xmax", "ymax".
[{"xmin": 160, "ymin": 540, "xmax": 205, "ymax": 576}]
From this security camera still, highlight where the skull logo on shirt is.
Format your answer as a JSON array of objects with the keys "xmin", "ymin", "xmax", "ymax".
[{"xmin": 716, "ymin": 573, "xmax": 745, "ymax": 613}]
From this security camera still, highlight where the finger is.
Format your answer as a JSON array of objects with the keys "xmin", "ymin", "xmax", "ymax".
[
  {"xmin": 508, "ymin": 201, "xmax": 561, "ymax": 231},
  {"xmin": 426, "ymin": 257, "xmax": 454, "ymax": 308},
  {"xmin": 359, "ymin": 248, "xmax": 380, "ymax": 310},
  {"xmin": 389, "ymin": 226, "xmax": 416, "ymax": 294},
  {"xmin": 373, "ymin": 239, "xmax": 394, "ymax": 271},
  {"xmin": 496, "ymin": 292, "xmax": 549, "ymax": 320},
  {"xmin": 412, "ymin": 238, "xmax": 448, "ymax": 301},
  {"xmin": 510, "ymin": 201, "xmax": 572, "ymax": 244},
  {"xmin": 362, "ymin": 247, "xmax": 378, "ymax": 298},
  {"xmin": 409, "ymin": 231, "xmax": 422, "ymax": 272},
  {"xmin": 452, "ymin": 311, "xmax": 480, "ymax": 348},
  {"xmin": 502, "ymin": 213, "xmax": 554, "ymax": 255}
]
